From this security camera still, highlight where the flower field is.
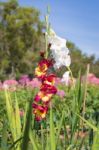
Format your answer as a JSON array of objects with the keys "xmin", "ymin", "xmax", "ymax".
[
  {"xmin": 0, "ymin": 28, "xmax": 99, "ymax": 150},
  {"xmin": 0, "ymin": 73, "xmax": 99, "ymax": 150}
]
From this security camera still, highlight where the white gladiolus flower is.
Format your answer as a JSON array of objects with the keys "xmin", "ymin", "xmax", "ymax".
[
  {"xmin": 62, "ymin": 55, "xmax": 71, "ymax": 67},
  {"xmin": 53, "ymin": 55, "xmax": 71, "ymax": 69},
  {"xmin": 48, "ymin": 35, "xmax": 66, "ymax": 48},
  {"xmin": 61, "ymin": 71, "xmax": 70, "ymax": 86},
  {"xmin": 48, "ymin": 28, "xmax": 56, "ymax": 36},
  {"xmin": 48, "ymin": 28, "xmax": 71, "ymax": 69}
]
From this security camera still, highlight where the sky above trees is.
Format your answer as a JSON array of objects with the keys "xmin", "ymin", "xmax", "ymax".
[{"xmin": 18, "ymin": 0, "xmax": 99, "ymax": 58}]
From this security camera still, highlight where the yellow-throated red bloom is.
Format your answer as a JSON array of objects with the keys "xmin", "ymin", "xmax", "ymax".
[
  {"xmin": 42, "ymin": 74, "xmax": 56, "ymax": 85},
  {"xmin": 35, "ymin": 59, "xmax": 53, "ymax": 78},
  {"xmin": 34, "ymin": 91, "xmax": 52, "ymax": 102},
  {"xmin": 40, "ymin": 83, "xmax": 57, "ymax": 94},
  {"xmin": 35, "ymin": 64, "xmax": 47, "ymax": 78},
  {"xmin": 32, "ymin": 103, "xmax": 48, "ymax": 121}
]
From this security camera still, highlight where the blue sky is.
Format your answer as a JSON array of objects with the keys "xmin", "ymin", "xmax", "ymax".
[{"xmin": 2, "ymin": 0, "xmax": 99, "ymax": 58}]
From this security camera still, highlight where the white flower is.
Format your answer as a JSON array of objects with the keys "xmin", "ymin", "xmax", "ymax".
[
  {"xmin": 48, "ymin": 35, "xmax": 66, "ymax": 48},
  {"xmin": 62, "ymin": 55, "xmax": 71, "ymax": 67},
  {"xmin": 48, "ymin": 28, "xmax": 71, "ymax": 69},
  {"xmin": 61, "ymin": 71, "xmax": 70, "ymax": 86},
  {"xmin": 48, "ymin": 28, "xmax": 56, "ymax": 36}
]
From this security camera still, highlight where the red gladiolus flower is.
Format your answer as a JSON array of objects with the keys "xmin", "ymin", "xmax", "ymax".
[
  {"xmin": 33, "ymin": 57, "xmax": 57, "ymax": 121},
  {"xmin": 32, "ymin": 103, "xmax": 48, "ymax": 121},
  {"xmin": 40, "ymin": 83, "xmax": 57, "ymax": 94},
  {"xmin": 34, "ymin": 94, "xmax": 41, "ymax": 102},
  {"xmin": 39, "ymin": 59, "xmax": 53, "ymax": 68},
  {"xmin": 42, "ymin": 74, "xmax": 56, "ymax": 85},
  {"xmin": 35, "ymin": 65, "xmax": 47, "ymax": 78},
  {"xmin": 35, "ymin": 59, "xmax": 53, "ymax": 78},
  {"xmin": 34, "ymin": 91, "xmax": 52, "ymax": 102}
]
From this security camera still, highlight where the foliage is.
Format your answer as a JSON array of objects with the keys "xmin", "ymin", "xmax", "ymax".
[
  {"xmin": 0, "ymin": 0, "xmax": 44, "ymax": 80},
  {"xmin": 67, "ymin": 41, "xmax": 99, "ymax": 77}
]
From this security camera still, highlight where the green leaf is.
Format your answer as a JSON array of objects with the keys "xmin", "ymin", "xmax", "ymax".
[
  {"xmin": 76, "ymin": 113, "xmax": 99, "ymax": 132},
  {"xmin": 1, "ymin": 121, "xmax": 8, "ymax": 150},
  {"xmin": 56, "ymin": 111, "xmax": 64, "ymax": 147},
  {"xmin": 15, "ymin": 93, "xmax": 21, "ymax": 139},
  {"xmin": 92, "ymin": 129, "xmax": 99, "ymax": 150},
  {"xmin": 21, "ymin": 98, "xmax": 33, "ymax": 150},
  {"xmin": 29, "ymin": 129, "xmax": 39, "ymax": 150},
  {"xmin": 50, "ymin": 106, "xmax": 56, "ymax": 150},
  {"xmin": 4, "ymin": 90, "xmax": 16, "ymax": 141}
]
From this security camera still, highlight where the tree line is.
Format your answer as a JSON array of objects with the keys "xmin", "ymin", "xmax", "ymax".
[{"xmin": 0, "ymin": 0, "xmax": 99, "ymax": 80}]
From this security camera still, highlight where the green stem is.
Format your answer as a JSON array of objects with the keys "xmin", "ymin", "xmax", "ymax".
[
  {"xmin": 82, "ymin": 64, "xmax": 90, "ymax": 130},
  {"xmin": 67, "ymin": 66, "xmax": 75, "ymax": 87},
  {"xmin": 45, "ymin": 33, "xmax": 48, "ymax": 59},
  {"xmin": 45, "ymin": 6, "xmax": 50, "ymax": 59},
  {"xmin": 41, "ymin": 124, "xmax": 44, "ymax": 150}
]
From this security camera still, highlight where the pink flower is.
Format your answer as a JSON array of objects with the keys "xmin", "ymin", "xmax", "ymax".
[
  {"xmin": 27, "ymin": 78, "xmax": 41, "ymax": 88},
  {"xmin": 19, "ymin": 110, "xmax": 24, "ymax": 117},
  {"xmin": 87, "ymin": 74, "xmax": 99, "ymax": 85},
  {"xmin": 57, "ymin": 90, "xmax": 65, "ymax": 98},
  {"xmin": 54, "ymin": 77, "xmax": 61, "ymax": 86},
  {"xmin": 3, "ymin": 80, "xmax": 18, "ymax": 89}
]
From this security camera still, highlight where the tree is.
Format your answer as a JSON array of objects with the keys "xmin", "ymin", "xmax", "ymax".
[
  {"xmin": 0, "ymin": 0, "xmax": 44, "ymax": 80},
  {"xmin": 92, "ymin": 59, "xmax": 99, "ymax": 77}
]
